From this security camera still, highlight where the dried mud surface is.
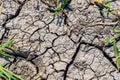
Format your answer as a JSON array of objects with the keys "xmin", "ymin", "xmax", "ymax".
[{"xmin": 0, "ymin": 0, "xmax": 120, "ymax": 80}]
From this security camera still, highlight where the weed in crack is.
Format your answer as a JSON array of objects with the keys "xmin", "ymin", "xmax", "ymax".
[
  {"xmin": 0, "ymin": 39, "xmax": 24, "ymax": 80},
  {"xmin": 105, "ymin": 29, "xmax": 120, "ymax": 70}
]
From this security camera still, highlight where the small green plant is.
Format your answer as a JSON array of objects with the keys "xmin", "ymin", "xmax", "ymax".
[
  {"xmin": 0, "ymin": 63, "xmax": 24, "ymax": 80},
  {"xmin": 96, "ymin": 0, "xmax": 112, "ymax": 16},
  {"xmin": 37, "ymin": 77, "xmax": 42, "ymax": 80},
  {"xmin": 54, "ymin": 0, "xmax": 69, "ymax": 15},
  {"xmin": 105, "ymin": 29, "xmax": 120, "ymax": 70},
  {"xmin": 103, "ymin": 0, "xmax": 111, "ymax": 16},
  {"xmin": 0, "ymin": 39, "xmax": 14, "ymax": 58},
  {"xmin": 0, "ymin": 39, "xmax": 24, "ymax": 80}
]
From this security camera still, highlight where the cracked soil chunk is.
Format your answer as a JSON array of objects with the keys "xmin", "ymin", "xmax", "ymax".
[{"xmin": 0, "ymin": 0, "xmax": 120, "ymax": 80}]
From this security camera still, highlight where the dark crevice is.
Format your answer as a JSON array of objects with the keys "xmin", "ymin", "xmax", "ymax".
[
  {"xmin": 2, "ymin": 48, "xmax": 29, "ymax": 58},
  {"xmin": 63, "ymin": 36, "xmax": 82, "ymax": 80},
  {"xmin": 0, "ymin": 28, "xmax": 10, "ymax": 44}
]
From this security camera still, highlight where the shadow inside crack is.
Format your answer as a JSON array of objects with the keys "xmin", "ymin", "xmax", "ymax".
[{"xmin": 2, "ymin": 48, "xmax": 38, "ymax": 61}]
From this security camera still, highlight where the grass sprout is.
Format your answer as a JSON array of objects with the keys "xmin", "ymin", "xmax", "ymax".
[
  {"xmin": 0, "ymin": 39, "xmax": 24, "ymax": 80},
  {"xmin": 37, "ymin": 77, "xmax": 42, "ymax": 80},
  {"xmin": 0, "ymin": 63, "xmax": 24, "ymax": 80},
  {"xmin": 0, "ymin": 39, "xmax": 14, "ymax": 58},
  {"xmin": 105, "ymin": 29, "xmax": 120, "ymax": 70},
  {"xmin": 96, "ymin": 0, "xmax": 112, "ymax": 16},
  {"xmin": 54, "ymin": 0, "xmax": 69, "ymax": 15}
]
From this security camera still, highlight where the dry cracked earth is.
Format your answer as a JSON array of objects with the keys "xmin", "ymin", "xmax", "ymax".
[{"xmin": 1, "ymin": 0, "xmax": 120, "ymax": 80}]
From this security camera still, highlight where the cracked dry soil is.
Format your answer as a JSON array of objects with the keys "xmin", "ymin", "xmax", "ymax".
[{"xmin": 1, "ymin": 0, "xmax": 120, "ymax": 80}]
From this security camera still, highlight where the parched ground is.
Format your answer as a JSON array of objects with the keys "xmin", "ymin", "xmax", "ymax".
[{"xmin": 1, "ymin": 0, "xmax": 120, "ymax": 80}]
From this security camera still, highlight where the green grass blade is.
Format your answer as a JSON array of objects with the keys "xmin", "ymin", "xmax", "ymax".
[
  {"xmin": 0, "ymin": 63, "xmax": 7, "ymax": 66},
  {"xmin": 105, "ymin": 29, "xmax": 120, "ymax": 70},
  {"xmin": 116, "ymin": 56, "xmax": 120, "ymax": 70},
  {"xmin": 0, "ymin": 39, "xmax": 14, "ymax": 58},
  {"xmin": 105, "ymin": 38, "xmax": 115, "ymax": 44},
  {"xmin": 113, "ymin": 40, "xmax": 120, "ymax": 69},
  {"xmin": 61, "ymin": 0, "xmax": 68, "ymax": 8},
  {"xmin": 0, "ymin": 51, "xmax": 14, "ymax": 58},
  {"xmin": 0, "ymin": 39, "xmax": 14, "ymax": 51},
  {"xmin": 113, "ymin": 40, "xmax": 119, "ymax": 57},
  {"xmin": 54, "ymin": 0, "xmax": 69, "ymax": 15},
  {"xmin": 0, "ymin": 38, "xmax": 24, "ymax": 80},
  {"xmin": 0, "ymin": 66, "xmax": 10, "ymax": 79},
  {"xmin": 106, "ymin": 0, "xmax": 110, "ymax": 8},
  {"xmin": 0, "ymin": 72, "xmax": 6, "ymax": 78},
  {"xmin": 113, "ymin": 30, "xmax": 120, "ymax": 33},
  {"xmin": 37, "ymin": 78, "xmax": 42, "ymax": 80},
  {"xmin": 0, "ymin": 65, "xmax": 24, "ymax": 80}
]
